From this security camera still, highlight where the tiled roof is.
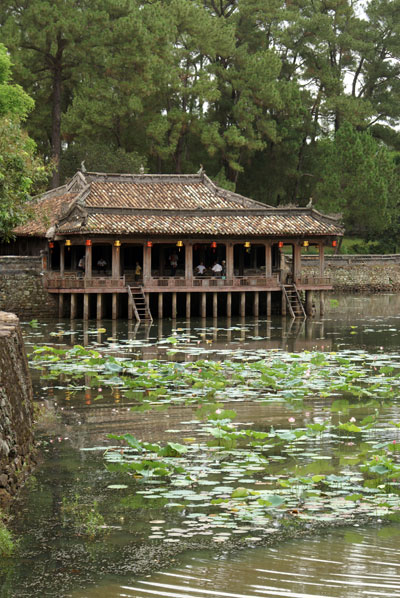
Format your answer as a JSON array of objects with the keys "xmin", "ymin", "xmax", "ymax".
[
  {"xmin": 57, "ymin": 211, "xmax": 342, "ymax": 237},
  {"xmin": 15, "ymin": 171, "xmax": 344, "ymax": 238},
  {"xmin": 13, "ymin": 189, "xmax": 78, "ymax": 236}
]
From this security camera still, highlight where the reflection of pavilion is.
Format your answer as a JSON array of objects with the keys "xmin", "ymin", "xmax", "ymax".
[{"xmin": 10, "ymin": 170, "xmax": 343, "ymax": 320}]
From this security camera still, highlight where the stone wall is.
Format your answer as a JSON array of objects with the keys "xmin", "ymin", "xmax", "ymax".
[
  {"xmin": 0, "ymin": 312, "xmax": 35, "ymax": 508},
  {"xmin": 303, "ymin": 263, "xmax": 400, "ymax": 292},
  {"xmin": 0, "ymin": 256, "xmax": 57, "ymax": 318}
]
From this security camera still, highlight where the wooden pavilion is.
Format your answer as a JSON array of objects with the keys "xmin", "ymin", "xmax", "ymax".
[{"xmin": 10, "ymin": 170, "xmax": 343, "ymax": 320}]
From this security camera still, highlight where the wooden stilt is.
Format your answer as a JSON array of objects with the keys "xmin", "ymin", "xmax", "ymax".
[
  {"xmin": 172, "ymin": 292, "xmax": 177, "ymax": 319},
  {"xmin": 201, "ymin": 292, "xmax": 206, "ymax": 318},
  {"xmin": 306, "ymin": 290, "xmax": 313, "ymax": 316},
  {"xmin": 266, "ymin": 291, "xmax": 271, "ymax": 317},
  {"xmin": 70, "ymin": 294, "xmax": 77, "ymax": 320},
  {"xmin": 186, "ymin": 292, "xmax": 191, "ymax": 319},
  {"xmin": 83, "ymin": 294, "xmax": 89, "ymax": 321},
  {"xmin": 253, "ymin": 291, "xmax": 259, "ymax": 317},
  {"xmin": 226, "ymin": 292, "xmax": 232, "ymax": 318},
  {"xmin": 281, "ymin": 291, "xmax": 287, "ymax": 316},
  {"xmin": 158, "ymin": 293, "xmax": 163, "ymax": 319},
  {"xmin": 240, "ymin": 292, "xmax": 246, "ymax": 317},
  {"xmin": 213, "ymin": 292, "xmax": 218, "ymax": 318},
  {"xmin": 97, "ymin": 293, "xmax": 103, "ymax": 320},
  {"xmin": 320, "ymin": 291, "xmax": 325, "ymax": 317},
  {"xmin": 112, "ymin": 293, "xmax": 118, "ymax": 320},
  {"xmin": 58, "ymin": 294, "xmax": 64, "ymax": 319}
]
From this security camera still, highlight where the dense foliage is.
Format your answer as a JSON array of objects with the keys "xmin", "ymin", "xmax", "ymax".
[{"xmin": 1, "ymin": 0, "xmax": 399, "ymax": 244}]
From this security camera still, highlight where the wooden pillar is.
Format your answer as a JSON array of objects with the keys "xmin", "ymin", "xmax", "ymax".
[
  {"xmin": 320, "ymin": 291, "xmax": 325, "ymax": 317},
  {"xmin": 226, "ymin": 292, "xmax": 232, "ymax": 318},
  {"xmin": 226, "ymin": 243, "xmax": 234, "ymax": 280},
  {"xmin": 172, "ymin": 292, "xmax": 177, "ymax": 319},
  {"xmin": 70, "ymin": 293, "xmax": 77, "ymax": 320},
  {"xmin": 213, "ymin": 292, "xmax": 218, "ymax": 318},
  {"xmin": 83, "ymin": 293, "xmax": 89, "ymax": 320},
  {"xmin": 265, "ymin": 244, "xmax": 272, "ymax": 277},
  {"xmin": 266, "ymin": 291, "xmax": 271, "ymax": 317},
  {"xmin": 143, "ymin": 244, "xmax": 152, "ymax": 283},
  {"xmin": 319, "ymin": 243, "xmax": 325, "ymax": 278},
  {"xmin": 186, "ymin": 292, "xmax": 191, "ymax": 318},
  {"xmin": 112, "ymin": 293, "xmax": 118, "ymax": 319},
  {"xmin": 201, "ymin": 292, "xmax": 206, "ymax": 318},
  {"xmin": 112, "ymin": 244, "xmax": 121, "ymax": 279},
  {"xmin": 127, "ymin": 294, "xmax": 133, "ymax": 320},
  {"xmin": 85, "ymin": 244, "xmax": 92, "ymax": 279},
  {"xmin": 281, "ymin": 290, "xmax": 287, "ymax": 316},
  {"xmin": 240, "ymin": 292, "xmax": 246, "ymax": 317},
  {"xmin": 158, "ymin": 293, "xmax": 163, "ymax": 319},
  {"xmin": 185, "ymin": 243, "xmax": 193, "ymax": 283},
  {"xmin": 60, "ymin": 244, "xmax": 65, "ymax": 276},
  {"xmin": 253, "ymin": 291, "xmax": 259, "ymax": 317},
  {"xmin": 97, "ymin": 293, "xmax": 103, "ymax": 320},
  {"xmin": 58, "ymin": 294, "xmax": 64, "ymax": 318},
  {"xmin": 293, "ymin": 243, "xmax": 301, "ymax": 283},
  {"xmin": 306, "ymin": 290, "xmax": 313, "ymax": 317}
]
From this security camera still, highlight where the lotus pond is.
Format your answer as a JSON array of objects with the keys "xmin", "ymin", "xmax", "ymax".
[{"xmin": 2, "ymin": 293, "xmax": 400, "ymax": 597}]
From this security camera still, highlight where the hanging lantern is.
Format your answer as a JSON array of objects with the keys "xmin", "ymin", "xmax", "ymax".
[
  {"xmin": 303, "ymin": 240, "xmax": 309, "ymax": 247},
  {"xmin": 48, "ymin": 241, "xmax": 54, "ymax": 249},
  {"xmin": 65, "ymin": 239, "xmax": 71, "ymax": 250},
  {"xmin": 210, "ymin": 241, "xmax": 217, "ymax": 253},
  {"xmin": 114, "ymin": 240, "xmax": 121, "ymax": 247},
  {"xmin": 244, "ymin": 241, "xmax": 251, "ymax": 249},
  {"xmin": 85, "ymin": 239, "xmax": 92, "ymax": 247},
  {"xmin": 176, "ymin": 240, "xmax": 183, "ymax": 248},
  {"xmin": 332, "ymin": 240, "xmax": 337, "ymax": 247},
  {"xmin": 278, "ymin": 241, "xmax": 284, "ymax": 248},
  {"xmin": 146, "ymin": 240, "xmax": 153, "ymax": 248}
]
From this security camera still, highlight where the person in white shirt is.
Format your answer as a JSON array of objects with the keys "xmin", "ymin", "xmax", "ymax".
[
  {"xmin": 195, "ymin": 262, "xmax": 206, "ymax": 276},
  {"xmin": 211, "ymin": 261, "xmax": 222, "ymax": 276}
]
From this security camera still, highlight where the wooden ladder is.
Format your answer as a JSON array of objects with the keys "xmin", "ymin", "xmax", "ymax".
[
  {"xmin": 282, "ymin": 283, "xmax": 307, "ymax": 319},
  {"xmin": 127, "ymin": 286, "xmax": 153, "ymax": 323}
]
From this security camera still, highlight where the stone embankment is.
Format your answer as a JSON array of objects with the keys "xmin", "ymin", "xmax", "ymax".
[
  {"xmin": 0, "ymin": 256, "xmax": 57, "ymax": 318},
  {"xmin": 0, "ymin": 311, "xmax": 35, "ymax": 507}
]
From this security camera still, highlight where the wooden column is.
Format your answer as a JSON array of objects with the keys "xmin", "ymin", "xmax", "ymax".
[
  {"xmin": 226, "ymin": 243, "xmax": 234, "ymax": 279},
  {"xmin": 112, "ymin": 244, "xmax": 121, "ymax": 279},
  {"xmin": 186, "ymin": 292, "xmax": 191, "ymax": 318},
  {"xmin": 266, "ymin": 291, "xmax": 271, "ymax": 317},
  {"xmin": 70, "ymin": 294, "xmax": 77, "ymax": 320},
  {"xmin": 306, "ymin": 290, "xmax": 313, "ymax": 316},
  {"xmin": 83, "ymin": 293, "xmax": 89, "ymax": 320},
  {"xmin": 60, "ymin": 244, "xmax": 65, "ymax": 276},
  {"xmin": 265, "ymin": 244, "xmax": 272, "ymax": 277},
  {"xmin": 320, "ymin": 291, "xmax": 325, "ymax": 317},
  {"xmin": 112, "ymin": 293, "xmax": 118, "ymax": 319},
  {"xmin": 158, "ymin": 293, "xmax": 163, "ymax": 319},
  {"xmin": 253, "ymin": 291, "xmax": 259, "ymax": 317},
  {"xmin": 201, "ymin": 292, "xmax": 207, "ymax": 318},
  {"xmin": 85, "ymin": 244, "xmax": 92, "ymax": 279},
  {"xmin": 213, "ymin": 292, "xmax": 218, "ymax": 318},
  {"xmin": 127, "ymin": 294, "xmax": 133, "ymax": 320},
  {"xmin": 185, "ymin": 243, "xmax": 193, "ymax": 283},
  {"xmin": 172, "ymin": 292, "xmax": 177, "ymax": 319},
  {"xmin": 226, "ymin": 292, "xmax": 232, "ymax": 317},
  {"xmin": 293, "ymin": 243, "xmax": 302, "ymax": 283},
  {"xmin": 281, "ymin": 291, "xmax": 287, "ymax": 316},
  {"xmin": 240, "ymin": 292, "xmax": 246, "ymax": 317},
  {"xmin": 58, "ymin": 294, "xmax": 64, "ymax": 318},
  {"xmin": 319, "ymin": 243, "xmax": 325, "ymax": 278},
  {"xmin": 97, "ymin": 293, "xmax": 103, "ymax": 320},
  {"xmin": 143, "ymin": 244, "xmax": 152, "ymax": 282}
]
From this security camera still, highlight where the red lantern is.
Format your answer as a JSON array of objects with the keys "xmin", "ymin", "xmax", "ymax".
[
  {"xmin": 147, "ymin": 241, "xmax": 153, "ymax": 248},
  {"xmin": 85, "ymin": 239, "xmax": 92, "ymax": 247},
  {"xmin": 332, "ymin": 240, "xmax": 337, "ymax": 247},
  {"xmin": 48, "ymin": 241, "xmax": 54, "ymax": 249},
  {"xmin": 278, "ymin": 241, "xmax": 284, "ymax": 248},
  {"xmin": 211, "ymin": 241, "xmax": 217, "ymax": 252}
]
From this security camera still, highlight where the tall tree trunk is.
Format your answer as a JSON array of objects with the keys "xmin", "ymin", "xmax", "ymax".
[{"xmin": 51, "ymin": 64, "xmax": 62, "ymax": 188}]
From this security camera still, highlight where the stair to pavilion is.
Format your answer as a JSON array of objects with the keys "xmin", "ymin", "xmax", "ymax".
[
  {"xmin": 282, "ymin": 284, "xmax": 306, "ymax": 319},
  {"xmin": 127, "ymin": 286, "xmax": 153, "ymax": 323}
]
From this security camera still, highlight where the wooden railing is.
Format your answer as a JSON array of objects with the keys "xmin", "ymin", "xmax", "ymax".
[
  {"xmin": 298, "ymin": 275, "xmax": 331, "ymax": 286},
  {"xmin": 145, "ymin": 275, "xmax": 280, "ymax": 288},
  {"xmin": 44, "ymin": 272, "xmax": 125, "ymax": 289}
]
